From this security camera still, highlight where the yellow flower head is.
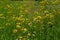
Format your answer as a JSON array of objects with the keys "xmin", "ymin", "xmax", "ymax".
[
  {"xmin": 22, "ymin": 27, "xmax": 27, "ymax": 33},
  {"xmin": 40, "ymin": 1, "xmax": 49, "ymax": 5},
  {"xmin": 25, "ymin": 9, "xmax": 29, "ymax": 13},
  {"xmin": 18, "ymin": 14, "xmax": 24, "ymax": 19},
  {"xmin": 13, "ymin": 29, "xmax": 18, "ymax": 33},
  {"xmin": 48, "ymin": 22, "xmax": 53, "ymax": 25},
  {"xmin": 5, "ymin": 23, "xmax": 10, "ymax": 27},
  {"xmin": 37, "ymin": 16, "xmax": 41, "ymax": 19},
  {"xmin": 50, "ymin": 14, "xmax": 54, "ymax": 18},
  {"xmin": 19, "ymin": 36, "xmax": 23, "ymax": 39},
  {"xmin": 28, "ymin": 22, "xmax": 32, "ymax": 26},
  {"xmin": 16, "ymin": 38, "xmax": 18, "ymax": 40},
  {"xmin": 52, "ymin": 0, "xmax": 58, "ymax": 4},
  {"xmin": 7, "ymin": 4, "xmax": 13, "ymax": 8},
  {"xmin": 58, "ymin": 11, "xmax": 60, "ymax": 14},
  {"xmin": 20, "ymin": 14, "xmax": 24, "ymax": 17},
  {"xmin": 34, "ymin": 11, "xmax": 38, "ymax": 15},
  {"xmin": 16, "ymin": 17, "xmax": 25, "ymax": 22},
  {"xmin": 16, "ymin": 22, "xmax": 20, "ymax": 25},
  {"xmin": 34, "ymin": 16, "xmax": 41, "ymax": 22},
  {"xmin": 45, "ymin": 13, "xmax": 49, "ymax": 17},
  {"xmin": 16, "ymin": 24, "xmax": 21, "ymax": 28},
  {"xmin": 0, "ymin": 14, "xmax": 3, "ymax": 16},
  {"xmin": 32, "ymin": 34, "xmax": 35, "ymax": 37},
  {"xmin": 44, "ymin": 10, "xmax": 49, "ymax": 13},
  {"xmin": 28, "ymin": 33, "xmax": 31, "ymax": 36}
]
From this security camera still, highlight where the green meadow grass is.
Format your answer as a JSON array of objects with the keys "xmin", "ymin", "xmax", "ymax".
[{"xmin": 0, "ymin": 1, "xmax": 60, "ymax": 40}]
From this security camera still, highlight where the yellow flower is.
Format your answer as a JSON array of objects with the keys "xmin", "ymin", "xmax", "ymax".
[
  {"xmin": 28, "ymin": 33, "xmax": 31, "ymax": 36},
  {"xmin": 52, "ymin": 0, "xmax": 58, "ymax": 4},
  {"xmin": 19, "ymin": 36, "xmax": 26, "ymax": 40},
  {"xmin": 44, "ymin": 10, "xmax": 49, "ymax": 13},
  {"xmin": 16, "ymin": 38, "xmax": 18, "ymax": 40},
  {"xmin": 26, "ymin": 18, "xmax": 29, "ymax": 21},
  {"xmin": 28, "ymin": 22, "xmax": 32, "ymax": 26},
  {"xmin": 34, "ymin": 11, "xmax": 38, "ymax": 15},
  {"xmin": 7, "ymin": 4, "xmax": 13, "ymax": 8},
  {"xmin": 50, "ymin": 14, "xmax": 54, "ymax": 18},
  {"xmin": 34, "ymin": 16, "xmax": 41, "ymax": 22},
  {"xmin": 0, "ymin": 14, "xmax": 3, "ymax": 16},
  {"xmin": 16, "ymin": 17, "xmax": 21, "ymax": 20},
  {"xmin": 18, "ymin": 14, "xmax": 24, "ymax": 17},
  {"xmin": 19, "ymin": 36, "xmax": 23, "ymax": 39},
  {"xmin": 22, "ymin": 27, "xmax": 27, "ymax": 32},
  {"xmin": 16, "ymin": 24, "xmax": 21, "ymax": 28},
  {"xmin": 16, "ymin": 22, "xmax": 20, "ymax": 25},
  {"xmin": 20, "ymin": 10, "xmax": 23, "ymax": 13},
  {"xmin": 58, "ymin": 11, "xmax": 60, "ymax": 14},
  {"xmin": 25, "ymin": 18, "xmax": 29, "ymax": 23},
  {"xmin": 48, "ymin": 22, "xmax": 53, "ymax": 25},
  {"xmin": 22, "ymin": 38, "xmax": 26, "ymax": 40},
  {"xmin": 13, "ymin": 29, "xmax": 18, "ymax": 33},
  {"xmin": 40, "ymin": 1, "xmax": 49, "ymax": 5},
  {"xmin": 16, "ymin": 17, "xmax": 25, "ymax": 22},
  {"xmin": 20, "ymin": 14, "xmax": 24, "ymax": 17},
  {"xmin": 7, "ymin": 5, "xmax": 10, "ymax": 8},
  {"xmin": 45, "ymin": 13, "xmax": 49, "ymax": 17},
  {"xmin": 5, "ymin": 23, "xmax": 10, "ymax": 27},
  {"xmin": 40, "ymin": 6, "xmax": 44, "ymax": 10},
  {"xmin": 32, "ymin": 34, "xmax": 35, "ymax": 37},
  {"xmin": 25, "ymin": 9, "xmax": 29, "ymax": 13},
  {"xmin": 37, "ymin": 16, "xmax": 41, "ymax": 19}
]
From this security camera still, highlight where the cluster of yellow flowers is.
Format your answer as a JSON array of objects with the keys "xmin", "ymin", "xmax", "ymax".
[{"xmin": 0, "ymin": 0, "xmax": 60, "ymax": 40}]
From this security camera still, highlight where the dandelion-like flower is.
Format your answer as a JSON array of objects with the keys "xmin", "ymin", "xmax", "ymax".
[
  {"xmin": 33, "ymin": 16, "xmax": 41, "ymax": 22},
  {"xmin": 13, "ymin": 29, "xmax": 18, "ymax": 33},
  {"xmin": 22, "ymin": 27, "xmax": 27, "ymax": 33},
  {"xmin": 28, "ymin": 22, "xmax": 32, "ymax": 26}
]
